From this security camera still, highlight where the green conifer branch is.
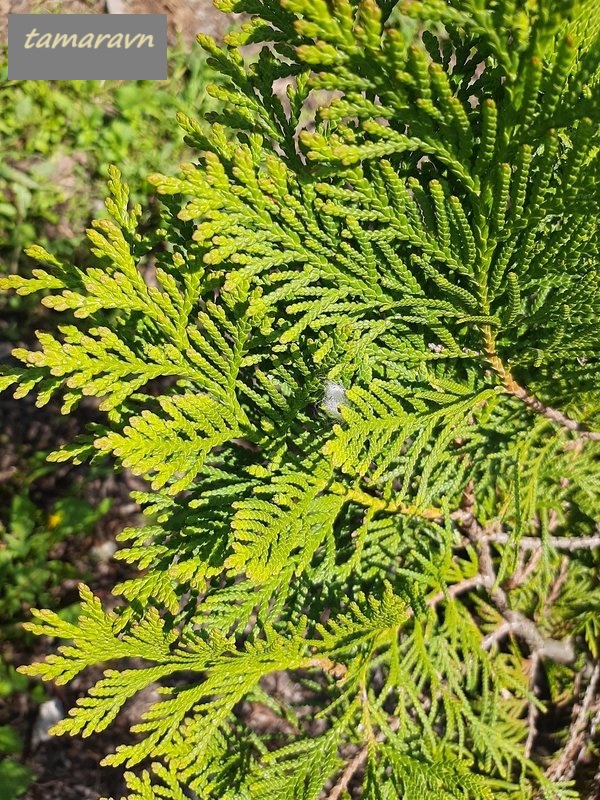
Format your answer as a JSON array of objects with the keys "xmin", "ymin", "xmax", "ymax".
[{"xmin": 2, "ymin": 0, "xmax": 599, "ymax": 797}]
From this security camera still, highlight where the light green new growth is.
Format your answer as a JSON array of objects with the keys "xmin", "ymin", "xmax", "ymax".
[{"xmin": 1, "ymin": 0, "xmax": 599, "ymax": 798}]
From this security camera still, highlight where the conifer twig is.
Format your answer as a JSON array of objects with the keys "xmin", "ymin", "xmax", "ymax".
[
  {"xmin": 336, "ymin": 483, "xmax": 600, "ymax": 558},
  {"xmin": 325, "ymin": 718, "xmax": 400, "ymax": 800},
  {"xmin": 487, "ymin": 532, "xmax": 600, "ymax": 552},
  {"xmin": 332, "ymin": 484, "xmax": 443, "ymax": 520},
  {"xmin": 543, "ymin": 556, "xmax": 570, "ymax": 614},
  {"xmin": 326, "ymin": 745, "xmax": 369, "ymax": 800},
  {"xmin": 483, "ymin": 327, "xmax": 600, "ymax": 441},
  {"xmin": 338, "ymin": 481, "xmax": 600, "ymax": 555},
  {"xmin": 338, "ymin": 482, "xmax": 582, "ymax": 662},
  {"xmin": 543, "ymin": 663, "xmax": 600, "ymax": 782},
  {"xmin": 520, "ymin": 557, "xmax": 573, "ymax": 761},
  {"xmin": 425, "ymin": 576, "xmax": 485, "ymax": 608},
  {"xmin": 506, "ymin": 381, "xmax": 600, "ymax": 442},
  {"xmin": 458, "ymin": 507, "xmax": 575, "ymax": 664},
  {"xmin": 524, "ymin": 652, "xmax": 541, "ymax": 759}
]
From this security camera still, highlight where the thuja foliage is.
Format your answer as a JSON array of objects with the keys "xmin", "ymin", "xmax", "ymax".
[{"xmin": 1, "ymin": 0, "xmax": 600, "ymax": 797}]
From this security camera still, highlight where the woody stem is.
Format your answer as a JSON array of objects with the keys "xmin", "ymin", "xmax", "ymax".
[{"xmin": 482, "ymin": 326, "xmax": 600, "ymax": 441}]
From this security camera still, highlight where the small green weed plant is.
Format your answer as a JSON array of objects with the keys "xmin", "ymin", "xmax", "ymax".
[
  {"xmin": 0, "ymin": 46, "xmax": 214, "ymax": 338},
  {"xmin": 0, "ymin": 716, "xmax": 35, "ymax": 800},
  {"xmin": 0, "ymin": 492, "xmax": 110, "ymax": 626}
]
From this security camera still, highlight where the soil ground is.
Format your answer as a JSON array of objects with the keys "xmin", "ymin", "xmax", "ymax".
[{"xmin": 1, "ymin": 0, "xmax": 237, "ymax": 46}]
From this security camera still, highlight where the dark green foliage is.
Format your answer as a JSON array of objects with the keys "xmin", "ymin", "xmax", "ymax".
[
  {"xmin": 0, "ymin": 725, "xmax": 35, "ymax": 800},
  {"xmin": 1, "ymin": 1, "xmax": 599, "ymax": 799},
  {"xmin": 0, "ymin": 668, "xmax": 37, "ymax": 800}
]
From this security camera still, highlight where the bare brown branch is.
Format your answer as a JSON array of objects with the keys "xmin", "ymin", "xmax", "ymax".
[
  {"xmin": 326, "ymin": 745, "xmax": 369, "ymax": 800},
  {"xmin": 325, "ymin": 719, "xmax": 400, "ymax": 800},
  {"xmin": 482, "ymin": 326, "xmax": 600, "ymax": 441},
  {"xmin": 489, "ymin": 532, "xmax": 600, "ymax": 552},
  {"xmin": 426, "ymin": 575, "xmax": 485, "ymax": 609},
  {"xmin": 524, "ymin": 653, "xmax": 541, "ymax": 759},
  {"xmin": 545, "ymin": 664, "xmax": 600, "ymax": 782},
  {"xmin": 457, "ymin": 510, "xmax": 575, "ymax": 665}
]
